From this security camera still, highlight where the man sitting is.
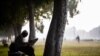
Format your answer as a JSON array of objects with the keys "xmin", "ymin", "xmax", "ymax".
[{"xmin": 9, "ymin": 30, "xmax": 38, "ymax": 56}]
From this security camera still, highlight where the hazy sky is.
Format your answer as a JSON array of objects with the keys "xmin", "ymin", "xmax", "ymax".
[
  {"xmin": 67, "ymin": 0, "xmax": 100, "ymax": 32},
  {"xmin": 22, "ymin": 0, "xmax": 100, "ymax": 40}
]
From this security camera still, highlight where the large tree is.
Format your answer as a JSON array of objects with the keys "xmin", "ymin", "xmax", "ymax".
[
  {"xmin": 27, "ymin": 0, "xmax": 36, "ymax": 43},
  {"xmin": 43, "ymin": 0, "xmax": 80, "ymax": 56},
  {"xmin": 43, "ymin": 0, "xmax": 67, "ymax": 56}
]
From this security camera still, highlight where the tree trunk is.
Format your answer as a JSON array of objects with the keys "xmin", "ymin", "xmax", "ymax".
[
  {"xmin": 7, "ymin": 27, "xmax": 14, "ymax": 43},
  {"xmin": 16, "ymin": 24, "xmax": 22, "ymax": 35},
  {"xmin": 43, "ymin": 0, "xmax": 68, "ymax": 56},
  {"xmin": 43, "ymin": 0, "xmax": 61, "ymax": 56},
  {"xmin": 27, "ymin": 1, "xmax": 36, "ymax": 56},
  {"xmin": 43, "ymin": 10, "xmax": 57, "ymax": 56},
  {"xmin": 54, "ymin": 0, "xmax": 67, "ymax": 56},
  {"xmin": 13, "ymin": 24, "xmax": 22, "ymax": 37},
  {"xmin": 11, "ymin": 1, "xmax": 22, "ymax": 38},
  {"xmin": 27, "ymin": 0, "xmax": 35, "ymax": 43}
]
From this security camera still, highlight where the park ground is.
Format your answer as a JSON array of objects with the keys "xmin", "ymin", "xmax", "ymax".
[{"xmin": 0, "ymin": 40, "xmax": 100, "ymax": 56}]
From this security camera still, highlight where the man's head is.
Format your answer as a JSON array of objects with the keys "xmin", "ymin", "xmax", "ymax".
[{"xmin": 21, "ymin": 30, "xmax": 28, "ymax": 37}]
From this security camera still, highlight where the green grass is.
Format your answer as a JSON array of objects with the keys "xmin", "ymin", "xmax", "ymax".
[
  {"xmin": 0, "ymin": 41, "xmax": 100, "ymax": 56},
  {"xmin": 34, "ymin": 44, "xmax": 100, "ymax": 56},
  {"xmin": 61, "ymin": 41, "xmax": 100, "ymax": 56},
  {"xmin": 35, "ymin": 45, "xmax": 44, "ymax": 56},
  {"xmin": 0, "ymin": 45, "xmax": 8, "ymax": 56},
  {"xmin": 61, "ymin": 46, "xmax": 100, "ymax": 56}
]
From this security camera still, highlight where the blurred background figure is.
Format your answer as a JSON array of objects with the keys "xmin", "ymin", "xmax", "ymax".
[{"xmin": 76, "ymin": 35, "xmax": 80, "ymax": 43}]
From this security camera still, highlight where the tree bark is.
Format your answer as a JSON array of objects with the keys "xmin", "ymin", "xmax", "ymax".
[
  {"xmin": 43, "ymin": 0, "xmax": 68, "ymax": 56},
  {"xmin": 43, "ymin": 10, "xmax": 57, "ymax": 56},
  {"xmin": 7, "ymin": 27, "xmax": 14, "ymax": 43},
  {"xmin": 13, "ymin": 24, "xmax": 22, "ymax": 37},
  {"xmin": 54, "ymin": 0, "xmax": 67, "ymax": 56},
  {"xmin": 27, "ymin": 0, "xmax": 35, "ymax": 42},
  {"xmin": 17, "ymin": 24, "xmax": 22, "ymax": 35}
]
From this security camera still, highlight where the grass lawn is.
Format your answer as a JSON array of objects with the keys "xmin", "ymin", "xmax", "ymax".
[
  {"xmin": 61, "ymin": 41, "xmax": 100, "ymax": 56},
  {"xmin": 0, "ymin": 41, "xmax": 100, "ymax": 56},
  {"xmin": 0, "ymin": 46, "xmax": 8, "ymax": 56},
  {"xmin": 62, "ymin": 46, "xmax": 100, "ymax": 56}
]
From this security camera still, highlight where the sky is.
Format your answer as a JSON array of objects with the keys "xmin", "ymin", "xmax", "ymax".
[
  {"xmin": 22, "ymin": 0, "xmax": 100, "ymax": 41},
  {"xmin": 67, "ymin": 0, "xmax": 100, "ymax": 32}
]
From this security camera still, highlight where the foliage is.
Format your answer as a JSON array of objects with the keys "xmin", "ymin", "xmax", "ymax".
[
  {"xmin": 68, "ymin": 0, "xmax": 80, "ymax": 18},
  {"xmin": 0, "ymin": 0, "xmax": 28, "ymax": 30},
  {"xmin": 34, "ymin": 2, "xmax": 53, "ymax": 21},
  {"xmin": 0, "ymin": 0, "xmax": 53, "ymax": 33},
  {"xmin": 0, "ymin": 0, "xmax": 81, "ymax": 34},
  {"xmin": 34, "ymin": 2, "xmax": 53, "ymax": 33}
]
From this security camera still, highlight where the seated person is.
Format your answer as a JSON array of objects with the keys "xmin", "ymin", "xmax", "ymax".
[
  {"xmin": 9, "ymin": 30, "xmax": 38, "ymax": 56},
  {"xmin": 15, "ymin": 30, "xmax": 28, "ymax": 47}
]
